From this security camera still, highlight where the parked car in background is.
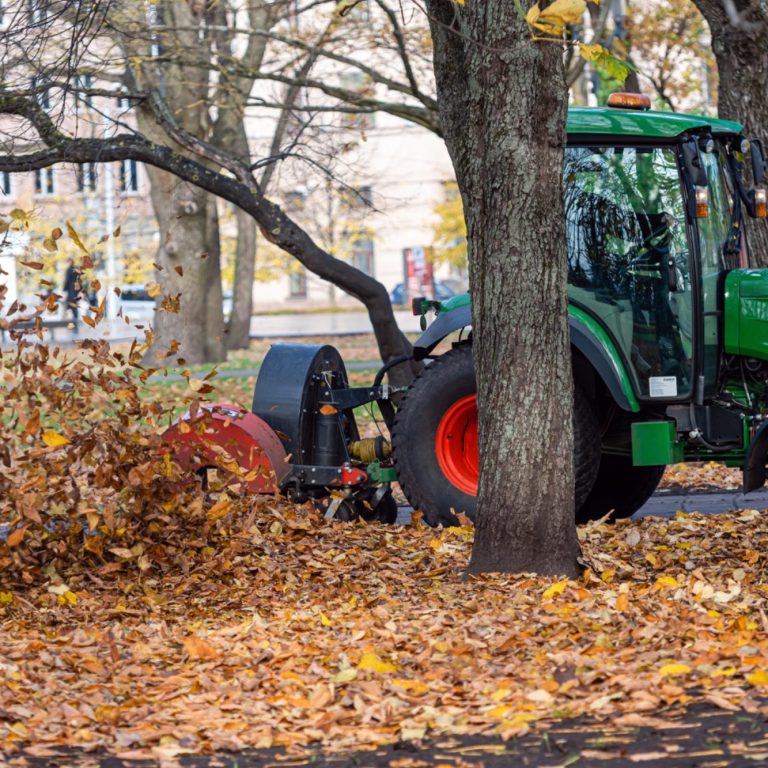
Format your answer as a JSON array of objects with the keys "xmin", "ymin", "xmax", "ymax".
[
  {"xmin": 389, "ymin": 279, "xmax": 462, "ymax": 306},
  {"xmin": 117, "ymin": 285, "xmax": 233, "ymax": 320},
  {"xmin": 117, "ymin": 285, "xmax": 155, "ymax": 319}
]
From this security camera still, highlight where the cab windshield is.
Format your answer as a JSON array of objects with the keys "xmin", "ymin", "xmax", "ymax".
[{"xmin": 565, "ymin": 145, "xmax": 693, "ymax": 399}]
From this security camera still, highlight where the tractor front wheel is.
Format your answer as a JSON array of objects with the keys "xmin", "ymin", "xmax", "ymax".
[{"xmin": 391, "ymin": 345, "xmax": 601, "ymax": 527}]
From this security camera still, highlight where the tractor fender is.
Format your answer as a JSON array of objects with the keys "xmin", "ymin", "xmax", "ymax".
[
  {"xmin": 413, "ymin": 303, "xmax": 472, "ymax": 361},
  {"xmin": 413, "ymin": 305, "xmax": 637, "ymax": 412},
  {"xmin": 162, "ymin": 403, "xmax": 289, "ymax": 493},
  {"xmin": 568, "ymin": 317, "xmax": 637, "ymax": 412}
]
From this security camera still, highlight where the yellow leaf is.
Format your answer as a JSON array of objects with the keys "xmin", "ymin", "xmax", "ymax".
[
  {"xmin": 525, "ymin": 4, "xmax": 541, "ymax": 25},
  {"xmin": 207, "ymin": 496, "xmax": 232, "ymax": 522},
  {"xmin": 42, "ymin": 430, "xmax": 70, "ymax": 447},
  {"xmin": 746, "ymin": 669, "xmax": 768, "ymax": 687},
  {"xmin": 146, "ymin": 281, "xmax": 162, "ymax": 299},
  {"xmin": 66, "ymin": 221, "xmax": 90, "ymax": 254},
  {"xmin": 332, "ymin": 668, "xmax": 358, "ymax": 684},
  {"xmin": 491, "ymin": 687, "xmax": 511, "ymax": 702},
  {"xmin": 540, "ymin": 0, "xmax": 586, "ymax": 24},
  {"xmin": 615, "ymin": 593, "xmax": 629, "ymax": 612},
  {"xmin": 57, "ymin": 590, "xmax": 77, "ymax": 605},
  {"xmin": 527, "ymin": 0, "xmax": 585, "ymax": 34},
  {"xmin": 659, "ymin": 663, "xmax": 691, "ymax": 677},
  {"xmin": 8, "ymin": 721, "xmax": 28, "ymax": 738},
  {"xmin": 0, "ymin": 591, "xmax": 13, "ymax": 603},
  {"xmin": 488, "ymin": 704, "xmax": 513, "ymax": 718},
  {"xmin": 320, "ymin": 612, "xmax": 333, "ymax": 627},
  {"xmin": 42, "ymin": 237, "xmax": 58, "ymax": 252},
  {"xmin": 655, "ymin": 575, "xmax": 679, "ymax": 589},
  {"xmin": 391, "ymin": 678, "xmax": 429, "ymax": 695},
  {"xmin": 578, "ymin": 42, "xmax": 603, "ymax": 61},
  {"xmin": 543, "ymin": 579, "xmax": 569, "ymax": 599},
  {"xmin": 357, "ymin": 652, "xmax": 398, "ymax": 673}
]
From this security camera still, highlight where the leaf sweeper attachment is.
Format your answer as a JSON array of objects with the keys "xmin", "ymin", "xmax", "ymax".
[{"xmin": 163, "ymin": 344, "xmax": 404, "ymax": 522}]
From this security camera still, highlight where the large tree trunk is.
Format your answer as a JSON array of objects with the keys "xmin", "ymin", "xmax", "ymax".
[
  {"xmin": 425, "ymin": 0, "xmax": 581, "ymax": 576},
  {"xmin": 693, "ymin": 1, "xmax": 768, "ymax": 264},
  {"xmin": 227, "ymin": 207, "xmax": 257, "ymax": 350},
  {"xmin": 144, "ymin": 167, "xmax": 226, "ymax": 365}
]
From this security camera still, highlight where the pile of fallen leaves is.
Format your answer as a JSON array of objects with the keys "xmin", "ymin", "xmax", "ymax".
[
  {"xmin": 1, "ymin": 505, "xmax": 767, "ymax": 760},
  {"xmin": 659, "ymin": 461, "xmax": 743, "ymax": 491},
  {"xmin": 0, "ymin": 285, "xmax": 219, "ymax": 588}
]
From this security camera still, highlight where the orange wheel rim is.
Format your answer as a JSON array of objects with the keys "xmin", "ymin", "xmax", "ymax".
[{"xmin": 436, "ymin": 394, "xmax": 478, "ymax": 495}]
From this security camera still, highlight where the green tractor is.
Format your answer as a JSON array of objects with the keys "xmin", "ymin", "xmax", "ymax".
[{"xmin": 391, "ymin": 93, "xmax": 768, "ymax": 526}]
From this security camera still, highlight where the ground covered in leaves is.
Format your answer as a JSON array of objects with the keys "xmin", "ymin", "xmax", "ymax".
[
  {"xmin": 2, "ymin": 505, "xmax": 768, "ymax": 763},
  {"xmin": 1, "ymin": 275, "xmax": 767, "ymax": 764}
]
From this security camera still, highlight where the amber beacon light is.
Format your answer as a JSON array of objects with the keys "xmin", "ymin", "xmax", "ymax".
[{"xmin": 607, "ymin": 92, "xmax": 652, "ymax": 111}]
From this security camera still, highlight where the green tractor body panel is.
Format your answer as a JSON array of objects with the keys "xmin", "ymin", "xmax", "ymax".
[
  {"xmin": 724, "ymin": 269, "xmax": 768, "ymax": 360},
  {"xmin": 438, "ymin": 293, "xmax": 471, "ymax": 313},
  {"xmin": 632, "ymin": 421, "xmax": 684, "ymax": 466}
]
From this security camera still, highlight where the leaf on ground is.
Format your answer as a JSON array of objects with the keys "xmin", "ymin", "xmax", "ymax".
[{"xmin": 183, "ymin": 635, "xmax": 219, "ymax": 660}]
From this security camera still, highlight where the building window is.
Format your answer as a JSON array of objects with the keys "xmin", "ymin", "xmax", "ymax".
[
  {"xmin": 28, "ymin": 0, "xmax": 46, "ymax": 25},
  {"xmin": 0, "ymin": 172, "xmax": 11, "ymax": 196},
  {"xmin": 339, "ymin": 72, "xmax": 375, "ymax": 130},
  {"xmin": 289, "ymin": 268, "xmax": 307, "ymax": 298},
  {"xmin": 77, "ymin": 163, "xmax": 97, "ymax": 192},
  {"xmin": 116, "ymin": 92, "xmax": 132, "ymax": 111},
  {"xmin": 31, "ymin": 77, "xmax": 50, "ymax": 109},
  {"xmin": 120, "ymin": 159, "xmax": 139, "ymax": 193},
  {"xmin": 351, "ymin": 238, "xmax": 374, "ymax": 276},
  {"xmin": 74, "ymin": 74, "xmax": 93, "ymax": 112},
  {"xmin": 284, "ymin": 190, "xmax": 306, "ymax": 212},
  {"xmin": 34, "ymin": 167, "xmax": 55, "ymax": 196}
]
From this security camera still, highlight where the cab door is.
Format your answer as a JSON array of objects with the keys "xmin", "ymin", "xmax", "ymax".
[{"xmin": 565, "ymin": 144, "xmax": 694, "ymax": 401}]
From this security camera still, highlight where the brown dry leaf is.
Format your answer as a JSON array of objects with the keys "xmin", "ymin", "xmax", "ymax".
[{"xmin": 183, "ymin": 634, "xmax": 219, "ymax": 660}]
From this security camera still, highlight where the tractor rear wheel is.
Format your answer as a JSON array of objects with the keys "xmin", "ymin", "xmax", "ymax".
[
  {"xmin": 391, "ymin": 345, "xmax": 601, "ymax": 527},
  {"xmin": 575, "ymin": 456, "xmax": 665, "ymax": 523}
]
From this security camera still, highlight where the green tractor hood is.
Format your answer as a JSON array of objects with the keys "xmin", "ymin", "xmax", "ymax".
[{"xmin": 724, "ymin": 269, "xmax": 768, "ymax": 361}]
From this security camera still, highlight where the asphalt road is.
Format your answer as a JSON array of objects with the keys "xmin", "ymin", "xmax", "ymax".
[{"xmin": 393, "ymin": 488, "xmax": 768, "ymax": 525}]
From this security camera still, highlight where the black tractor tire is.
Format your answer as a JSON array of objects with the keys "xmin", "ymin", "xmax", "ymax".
[
  {"xmin": 391, "ymin": 344, "xmax": 601, "ymax": 527},
  {"xmin": 576, "ymin": 455, "xmax": 666, "ymax": 524}
]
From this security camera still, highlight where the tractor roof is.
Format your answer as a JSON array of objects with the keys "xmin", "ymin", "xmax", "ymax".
[{"xmin": 567, "ymin": 107, "xmax": 743, "ymax": 139}]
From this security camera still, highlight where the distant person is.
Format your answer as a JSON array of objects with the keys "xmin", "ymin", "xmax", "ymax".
[{"xmin": 63, "ymin": 258, "xmax": 82, "ymax": 330}]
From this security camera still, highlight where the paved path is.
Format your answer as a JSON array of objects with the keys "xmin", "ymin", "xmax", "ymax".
[
  {"xmin": 16, "ymin": 700, "xmax": 768, "ymax": 767},
  {"xmin": 1, "ymin": 311, "xmax": 423, "ymax": 348},
  {"xmin": 393, "ymin": 488, "xmax": 768, "ymax": 526}
]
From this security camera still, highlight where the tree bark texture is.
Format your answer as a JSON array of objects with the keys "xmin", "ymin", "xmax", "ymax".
[
  {"xmin": 143, "ymin": 164, "xmax": 226, "ymax": 365},
  {"xmin": 425, "ymin": 0, "xmax": 581, "ymax": 576},
  {"xmin": 227, "ymin": 208, "xmax": 257, "ymax": 350},
  {"xmin": 693, "ymin": 0, "xmax": 768, "ymax": 265}
]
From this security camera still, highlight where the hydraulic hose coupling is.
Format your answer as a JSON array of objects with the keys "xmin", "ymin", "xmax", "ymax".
[{"xmin": 348, "ymin": 437, "xmax": 392, "ymax": 463}]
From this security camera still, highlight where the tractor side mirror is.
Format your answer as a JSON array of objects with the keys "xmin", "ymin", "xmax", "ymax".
[
  {"xmin": 750, "ymin": 138, "xmax": 766, "ymax": 185},
  {"xmin": 681, "ymin": 140, "xmax": 707, "ymax": 187}
]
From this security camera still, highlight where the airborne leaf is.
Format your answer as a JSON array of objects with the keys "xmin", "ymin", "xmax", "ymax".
[{"xmin": 66, "ymin": 221, "xmax": 90, "ymax": 254}]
